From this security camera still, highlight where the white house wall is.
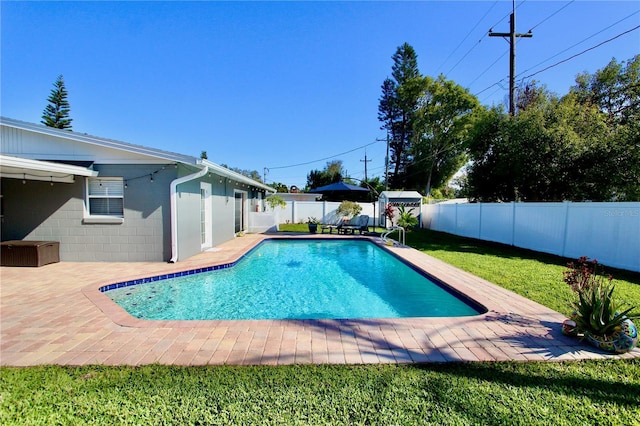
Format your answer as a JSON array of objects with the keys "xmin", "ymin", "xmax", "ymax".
[{"xmin": 174, "ymin": 176, "xmax": 259, "ymax": 261}]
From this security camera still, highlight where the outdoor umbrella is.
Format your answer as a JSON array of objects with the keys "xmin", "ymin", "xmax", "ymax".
[{"xmin": 309, "ymin": 181, "xmax": 371, "ymax": 202}]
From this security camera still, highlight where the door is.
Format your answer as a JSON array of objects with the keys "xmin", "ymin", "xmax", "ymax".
[
  {"xmin": 234, "ymin": 192, "xmax": 244, "ymax": 233},
  {"xmin": 200, "ymin": 182, "xmax": 212, "ymax": 249}
]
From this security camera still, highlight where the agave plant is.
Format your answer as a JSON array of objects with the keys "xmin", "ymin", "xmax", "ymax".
[{"xmin": 571, "ymin": 279, "xmax": 638, "ymax": 338}]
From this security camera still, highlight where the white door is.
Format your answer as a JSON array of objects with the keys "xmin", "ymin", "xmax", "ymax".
[
  {"xmin": 200, "ymin": 182, "xmax": 212, "ymax": 249},
  {"xmin": 234, "ymin": 191, "xmax": 247, "ymax": 233}
]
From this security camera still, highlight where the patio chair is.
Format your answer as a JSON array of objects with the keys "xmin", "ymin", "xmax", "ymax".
[
  {"xmin": 337, "ymin": 215, "xmax": 370, "ymax": 235},
  {"xmin": 320, "ymin": 218, "xmax": 344, "ymax": 234},
  {"xmin": 354, "ymin": 215, "xmax": 370, "ymax": 234}
]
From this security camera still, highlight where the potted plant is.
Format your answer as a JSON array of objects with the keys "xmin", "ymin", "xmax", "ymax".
[
  {"xmin": 307, "ymin": 217, "xmax": 320, "ymax": 233},
  {"xmin": 562, "ymin": 257, "xmax": 639, "ymax": 353}
]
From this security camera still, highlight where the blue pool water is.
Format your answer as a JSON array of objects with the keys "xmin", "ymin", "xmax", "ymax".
[{"xmin": 105, "ymin": 239, "xmax": 484, "ymax": 320}]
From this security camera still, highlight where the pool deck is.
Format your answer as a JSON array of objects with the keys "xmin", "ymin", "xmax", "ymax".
[{"xmin": 2, "ymin": 233, "xmax": 638, "ymax": 367}]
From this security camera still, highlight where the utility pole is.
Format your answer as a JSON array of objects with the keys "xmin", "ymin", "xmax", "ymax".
[
  {"xmin": 489, "ymin": 0, "xmax": 532, "ymax": 115},
  {"xmin": 360, "ymin": 149, "xmax": 371, "ymax": 182}
]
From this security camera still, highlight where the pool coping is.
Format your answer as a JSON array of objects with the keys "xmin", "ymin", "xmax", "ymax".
[{"xmin": 2, "ymin": 233, "xmax": 639, "ymax": 366}]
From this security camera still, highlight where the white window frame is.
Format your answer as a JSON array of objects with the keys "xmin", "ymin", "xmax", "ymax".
[{"xmin": 83, "ymin": 177, "xmax": 125, "ymax": 224}]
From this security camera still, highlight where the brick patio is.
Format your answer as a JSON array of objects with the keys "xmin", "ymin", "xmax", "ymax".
[{"xmin": 2, "ymin": 233, "xmax": 638, "ymax": 366}]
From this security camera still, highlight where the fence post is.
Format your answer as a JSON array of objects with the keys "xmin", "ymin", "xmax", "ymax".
[
  {"xmin": 511, "ymin": 202, "xmax": 516, "ymax": 246},
  {"xmin": 322, "ymin": 201, "xmax": 327, "ymax": 223},
  {"xmin": 478, "ymin": 202, "xmax": 483, "ymax": 239},
  {"xmin": 561, "ymin": 200, "xmax": 570, "ymax": 258}
]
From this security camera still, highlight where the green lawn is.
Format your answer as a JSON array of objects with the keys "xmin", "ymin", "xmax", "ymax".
[
  {"xmin": 2, "ymin": 361, "xmax": 640, "ymax": 425},
  {"xmin": 400, "ymin": 229, "xmax": 640, "ymax": 318},
  {"xmin": 2, "ymin": 228, "xmax": 639, "ymax": 425}
]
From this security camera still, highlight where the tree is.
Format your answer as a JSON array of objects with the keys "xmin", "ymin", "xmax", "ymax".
[
  {"xmin": 265, "ymin": 195, "xmax": 286, "ymax": 210},
  {"xmin": 378, "ymin": 43, "xmax": 423, "ymax": 188},
  {"xmin": 221, "ymin": 164, "xmax": 263, "ymax": 182},
  {"xmin": 571, "ymin": 55, "xmax": 639, "ymax": 126},
  {"xmin": 306, "ymin": 160, "xmax": 344, "ymax": 190},
  {"xmin": 268, "ymin": 182, "xmax": 289, "ymax": 193},
  {"xmin": 41, "ymin": 75, "xmax": 72, "ymax": 130},
  {"xmin": 410, "ymin": 75, "xmax": 480, "ymax": 195},
  {"xmin": 465, "ymin": 74, "xmax": 638, "ymax": 202}
]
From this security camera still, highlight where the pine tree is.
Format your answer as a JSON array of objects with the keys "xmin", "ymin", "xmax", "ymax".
[
  {"xmin": 378, "ymin": 43, "xmax": 422, "ymax": 188},
  {"xmin": 41, "ymin": 75, "xmax": 73, "ymax": 130}
]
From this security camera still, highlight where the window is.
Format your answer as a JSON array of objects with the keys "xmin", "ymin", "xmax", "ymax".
[{"xmin": 84, "ymin": 178, "xmax": 124, "ymax": 223}]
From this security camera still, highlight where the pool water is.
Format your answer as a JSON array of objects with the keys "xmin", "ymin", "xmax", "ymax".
[{"xmin": 105, "ymin": 239, "xmax": 483, "ymax": 320}]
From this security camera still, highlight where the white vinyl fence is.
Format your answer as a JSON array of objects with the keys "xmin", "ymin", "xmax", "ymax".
[
  {"xmin": 422, "ymin": 201, "xmax": 640, "ymax": 272},
  {"xmin": 273, "ymin": 201, "xmax": 381, "ymax": 227}
]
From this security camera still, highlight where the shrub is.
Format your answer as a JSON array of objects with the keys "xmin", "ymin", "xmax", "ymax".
[
  {"xmin": 384, "ymin": 204, "xmax": 395, "ymax": 227},
  {"xmin": 265, "ymin": 195, "xmax": 286, "ymax": 210},
  {"xmin": 564, "ymin": 257, "xmax": 639, "ymax": 338},
  {"xmin": 336, "ymin": 201, "xmax": 362, "ymax": 219},
  {"xmin": 397, "ymin": 205, "xmax": 419, "ymax": 229}
]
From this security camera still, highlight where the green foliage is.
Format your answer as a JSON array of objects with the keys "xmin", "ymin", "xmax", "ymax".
[
  {"xmin": 220, "ymin": 164, "xmax": 263, "ymax": 182},
  {"xmin": 383, "ymin": 204, "xmax": 395, "ymax": 227},
  {"xmin": 571, "ymin": 54, "xmax": 639, "ymax": 126},
  {"xmin": 41, "ymin": 75, "xmax": 72, "ymax": 130},
  {"xmin": 378, "ymin": 43, "xmax": 423, "ymax": 189},
  {"xmin": 306, "ymin": 160, "xmax": 343, "ymax": 191},
  {"xmin": 307, "ymin": 217, "xmax": 320, "ymax": 224},
  {"xmin": 265, "ymin": 195, "xmax": 286, "ymax": 210},
  {"xmin": 268, "ymin": 182, "xmax": 289, "ymax": 192},
  {"xmin": 564, "ymin": 257, "xmax": 639, "ymax": 337},
  {"xmin": 336, "ymin": 200, "xmax": 362, "ymax": 219},
  {"xmin": 396, "ymin": 205, "xmax": 419, "ymax": 229},
  {"xmin": 2, "ymin": 361, "xmax": 640, "ymax": 425},
  {"xmin": 411, "ymin": 75, "xmax": 480, "ymax": 195},
  {"xmin": 465, "ymin": 57, "xmax": 640, "ymax": 202},
  {"xmin": 200, "ymin": 150, "xmax": 208, "ymax": 159}
]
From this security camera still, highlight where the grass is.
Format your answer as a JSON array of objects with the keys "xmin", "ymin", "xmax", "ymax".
[
  {"xmin": 2, "ymin": 228, "xmax": 640, "ymax": 424},
  {"xmin": 2, "ymin": 361, "xmax": 640, "ymax": 425},
  {"xmin": 399, "ymin": 229, "xmax": 640, "ymax": 317}
]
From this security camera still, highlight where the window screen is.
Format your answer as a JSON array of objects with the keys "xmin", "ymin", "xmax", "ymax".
[{"xmin": 87, "ymin": 178, "xmax": 124, "ymax": 217}]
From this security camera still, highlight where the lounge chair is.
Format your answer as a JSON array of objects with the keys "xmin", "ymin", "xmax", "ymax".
[
  {"xmin": 320, "ymin": 218, "xmax": 344, "ymax": 234},
  {"xmin": 338, "ymin": 215, "xmax": 370, "ymax": 235}
]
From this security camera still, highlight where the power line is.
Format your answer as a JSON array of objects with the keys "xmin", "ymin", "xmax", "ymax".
[
  {"xmin": 518, "ymin": 10, "xmax": 640, "ymax": 78},
  {"xmin": 266, "ymin": 139, "xmax": 382, "ymax": 170},
  {"xmin": 519, "ymin": 25, "xmax": 640, "ymax": 81},
  {"xmin": 489, "ymin": 0, "xmax": 533, "ymax": 115},
  {"xmin": 475, "ymin": 11, "xmax": 639, "ymax": 101},
  {"xmin": 528, "ymin": 0, "xmax": 575, "ymax": 32},
  {"xmin": 437, "ymin": 1, "xmax": 499, "ymax": 76}
]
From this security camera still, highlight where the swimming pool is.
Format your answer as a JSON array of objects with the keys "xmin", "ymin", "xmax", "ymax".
[{"xmin": 103, "ymin": 239, "xmax": 485, "ymax": 320}]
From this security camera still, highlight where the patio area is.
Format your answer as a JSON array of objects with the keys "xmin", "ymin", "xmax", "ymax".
[{"xmin": 2, "ymin": 233, "xmax": 638, "ymax": 366}]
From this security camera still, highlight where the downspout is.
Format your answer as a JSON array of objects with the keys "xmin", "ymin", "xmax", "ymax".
[{"xmin": 169, "ymin": 165, "xmax": 209, "ymax": 263}]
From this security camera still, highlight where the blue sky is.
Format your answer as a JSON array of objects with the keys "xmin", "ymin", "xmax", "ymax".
[{"xmin": 2, "ymin": 1, "xmax": 639, "ymax": 188}]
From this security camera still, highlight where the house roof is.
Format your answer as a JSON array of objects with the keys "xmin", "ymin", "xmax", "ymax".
[
  {"xmin": 0, "ymin": 117, "xmax": 275, "ymax": 193},
  {"xmin": 379, "ymin": 191, "xmax": 423, "ymax": 199}
]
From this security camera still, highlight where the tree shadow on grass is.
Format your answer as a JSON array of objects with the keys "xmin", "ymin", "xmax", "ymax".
[
  {"xmin": 408, "ymin": 357, "xmax": 640, "ymax": 408},
  {"xmin": 407, "ymin": 229, "xmax": 640, "ymax": 285}
]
